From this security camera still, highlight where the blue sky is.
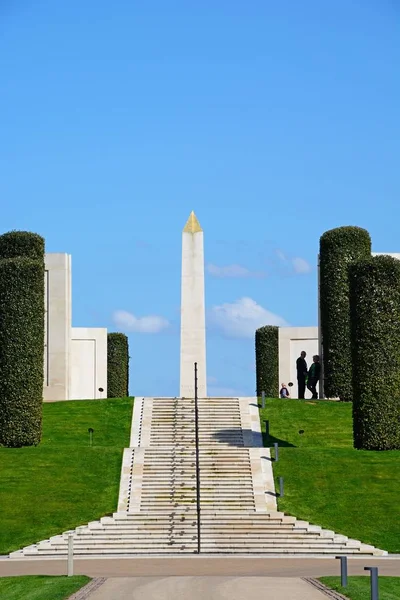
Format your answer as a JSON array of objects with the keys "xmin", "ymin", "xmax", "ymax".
[{"xmin": 1, "ymin": 1, "xmax": 399, "ymax": 397}]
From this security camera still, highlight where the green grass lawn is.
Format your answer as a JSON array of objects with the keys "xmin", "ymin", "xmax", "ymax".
[
  {"xmin": 259, "ymin": 398, "xmax": 400, "ymax": 553},
  {"xmin": 319, "ymin": 576, "xmax": 400, "ymax": 600},
  {"xmin": 0, "ymin": 576, "xmax": 91, "ymax": 600},
  {"xmin": 0, "ymin": 397, "xmax": 133, "ymax": 555}
]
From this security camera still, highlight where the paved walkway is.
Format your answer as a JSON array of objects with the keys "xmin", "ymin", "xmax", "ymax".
[
  {"xmin": 1, "ymin": 556, "xmax": 399, "ymax": 578},
  {"xmin": 83, "ymin": 576, "xmax": 328, "ymax": 600}
]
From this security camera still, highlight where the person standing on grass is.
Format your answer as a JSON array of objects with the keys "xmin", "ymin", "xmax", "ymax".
[
  {"xmin": 296, "ymin": 351, "xmax": 308, "ymax": 399},
  {"xmin": 279, "ymin": 383, "xmax": 290, "ymax": 398},
  {"xmin": 307, "ymin": 355, "xmax": 321, "ymax": 399}
]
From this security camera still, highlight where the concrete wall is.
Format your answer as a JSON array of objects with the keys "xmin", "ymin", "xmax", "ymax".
[
  {"xmin": 279, "ymin": 327, "xmax": 319, "ymax": 399},
  {"xmin": 43, "ymin": 253, "xmax": 72, "ymax": 402},
  {"xmin": 70, "ymin": 328, "xmax": 107, "ymax": 400},
  {"xmin": 372, "ymin": 252, "xmax": 400, "ymax": 260},
  {"xmin": 43, "ymin": 253, "xmax": 108, "ymax": 401}
]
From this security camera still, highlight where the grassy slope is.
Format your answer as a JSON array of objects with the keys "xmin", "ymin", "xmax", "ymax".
[
  {"xmin": 259, "ymin": 399, "xmax": 400, "ymax": 553},
  {"xmin": 0, "ymin": 576, "xmax": 91, "ymax": 600},
  {"xmin": 319, "ymin": 576, "xmax": 400, "ymax": 600},
  {"xmin": 0, "ymin": 397, "xmax": 133, "ymax": 555}
]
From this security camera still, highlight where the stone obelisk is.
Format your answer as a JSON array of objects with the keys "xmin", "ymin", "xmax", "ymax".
[{"xmin": 180, "ymin": 211, "xmax": 207, "ymax": 398}]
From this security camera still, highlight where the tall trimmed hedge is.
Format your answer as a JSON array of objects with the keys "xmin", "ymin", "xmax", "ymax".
[
  {"xmin": 319, "ymin": 226, "xmax": 371, "ymax": 401},
  {"xmin": 255, "ymin": 325, "xmax": 279, "ymax": 397},
  {"xmin": 107, "ymin": 333, "xmax": 129, "ymax": 398},
  {"xmin": 0, "ymin": 230, "xmax": 44, "ymax": 261},
  {"xmin": 0, "ymin": 237, "xmax": 45, "ymax": 447},
  {"xmin": 349, "ymin": 255, "xmax": 400, "ymax": 450}
]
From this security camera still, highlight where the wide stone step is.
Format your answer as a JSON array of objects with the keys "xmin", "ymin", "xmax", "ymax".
[
  {"xmin": 71, "ymin": 532, "xmax": 331, "ymax": 542},
  {"xmin": 24, "ymin": 540, "xmax": 365, "ymax": 551},
  {"xmin": 102, "ymin": 517, "xmax": 297, "ymax": 524},
  {"xmin": 81, "ymin": 530, "xmax": 199, "ymax": 537},
  {"xmin": 140, "ymin": 493, "xmax": 255, "ymax": 498},
  {"xmin": 108, "ymin": 517, "xmax": 199, "ymax": 523},
  {"xmin": 55, "ymin": 536, "xmax": 199, "ymax": 545},
  {"xmin": 26, "ymin": 547, "xmax": 199, "ymax": 555},
  {"xmin": 20, "ymin": 547, "xmax": 368, "ymax": 556},
  {"xmin": 140, "ymin": 480, "xmax": 253, "ymax": 485}
]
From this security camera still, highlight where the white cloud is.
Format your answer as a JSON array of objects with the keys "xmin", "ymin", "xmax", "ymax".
[
  {"xmin": 112, "ymin": 310, "xmax": 170, "ymax": 334},
  {"xmin": 207, "ymin": 375, "xmax": 218, "ymax": 385},
  {"xmin": 209, "ymin": 297, "xmax": 288, "ymax": 339},
  {"xmin": 275, "ymin": 250, "xmax": 312, "ymax": 275},
  {"xmin": 275, "ymin": 249, "xmax": 287, "ymax": 263},
  {"xmin": 206, "ymin": 263, "xmax": 266, "ymax": 278},
  {"xmin": 292, "ymin": 257, "xmax": 312, "ymax": 274}
]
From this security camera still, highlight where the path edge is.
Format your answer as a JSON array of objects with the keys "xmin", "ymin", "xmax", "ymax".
[
  {"xmin": 68, "ymin": 577, "xmax": 107, "ymax": 600},
  {"xmin": 303, "ymin": 577, "xmax": 349, "ymax": 599}
]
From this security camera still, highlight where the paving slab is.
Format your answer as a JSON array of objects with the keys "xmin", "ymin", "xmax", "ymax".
[{"xmin": 83, "ymin": 576, "xmax": 328, "ymax": 600}]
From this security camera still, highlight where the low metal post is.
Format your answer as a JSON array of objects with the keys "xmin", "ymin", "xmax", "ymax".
[
  {"xmin": 67, "ymin": 534, "xmax": 73, "ymax": 576},
  {"xmin": 279, "ymin": 476, "xmax": 284, "ymax": 497},
  {"xmin": 364, "ymin": 567, "xmax": 379, "ymax": 600},
  {"xmin": 274, "ymin": 442, "xmax": 279, "ymax": 462},
  {"xmin": 261, "ymin": 391, "xmax": 265, "ymax": 409},
  {"xmin": 335, "ymin": 556, "xmax": 348, "ymax": 587},
  {"xmin": 88, "ymin": 428, "xmax": 94, "ymax": 447}
]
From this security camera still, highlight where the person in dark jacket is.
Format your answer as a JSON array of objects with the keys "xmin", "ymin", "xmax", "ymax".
[
  {"xmin": 296, "ymin": 351, "xmax": 307, "ymax": 399},
  {"xmin": 279, "ymin": 383, "xmax": 290, "ymax": 398},
  {"xmin": 307, "ymin": 355, "xmax": 321, "ymax": 399}
]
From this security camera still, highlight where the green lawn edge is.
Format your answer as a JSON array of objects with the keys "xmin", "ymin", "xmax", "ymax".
[
  {"xmin": 259, "ymin": 398, "xmax": 400, "ymax": 553},
  {"xmin": 0, "ymin": 397, "xmax": 134, "ymax": 555},
  {"xmin": 319, "ymin": 576, "xmax": 400, "ymax": 600},
  {"xmin": 0, "ymin": 575, "xmax": 91, "ymax": 600}
]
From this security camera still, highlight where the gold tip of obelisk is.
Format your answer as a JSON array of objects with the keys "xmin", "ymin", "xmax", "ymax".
[{"xmin": 183, "ymin": 211, "xmax": 202, "ymax": 233}]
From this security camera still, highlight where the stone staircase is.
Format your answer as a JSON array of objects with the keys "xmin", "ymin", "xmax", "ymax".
[{"xmin": 9, "ymin": 397, "xmax": 387, "ymax": 557}]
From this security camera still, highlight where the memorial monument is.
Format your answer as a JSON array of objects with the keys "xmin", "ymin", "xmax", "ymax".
[{"xmin": 180, "ymin": 211, "xmax": 207, "ymax": 397}]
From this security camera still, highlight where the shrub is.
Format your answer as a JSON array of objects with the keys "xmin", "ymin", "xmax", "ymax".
[
  {"xmin": 319, "ymin": 226, "xmax": 371, "ymax": 401},
  {"xmin": 255, "ymin": 326, "xmax": 279, "ymax": 397},
  {"xmin": 0, "ymin": 230, "xmax": 44, "ymax": 261},
  {"xmin": 349, "ymin": 255, "xmax": 400, "ymax": 450},
  {"xmin": 107, "ymin": 333, "xmax": 129, "ymax": 398},
  {"xmin": 0, "ymin": 257, "xmax": 45, "ymax": 447}
]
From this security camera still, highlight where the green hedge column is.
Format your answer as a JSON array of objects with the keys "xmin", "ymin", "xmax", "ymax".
[
  {"xmin": 255, "ymin": 325, "xmax": 279, "ymax": 398},
  {"xmin": 0, "ymin": 243, "xmax": 45, "ymax": 447},
  {"xmin": 0, "ymin": 230, "xmax": 45, "ymax": 261},
  {"xmin": 107, "ymin": 333, "xmax": 129, "ymax": 398},
  {"xmin": 350, "ymin": 255, "xmax": 400, "ymax": 450},
  {"xmin": 319, "ymin": 226, "xmax": 371, "ymax": 401}
]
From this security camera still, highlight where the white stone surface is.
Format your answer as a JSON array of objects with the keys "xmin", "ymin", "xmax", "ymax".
[
  {"xmin": 43, "ymin": 253, "xmax": 72, "ymax": 401},
  {"xmin": 180, "ymin": 222, "xmax": 207, "ymax": 398},
  {"xmin": 42, "ymin": 252, "xmax": 109, "ymax": 401},
  {"xmin": 278, "ymin": 327, "xmax": 319, "ymax": 399},
  {"xmin": 70, "ymin": 327, "xmax": 107, "ymax": 400},
  {"xmin": 372, "ymin": 252, "xmax": 400, "ymax": 259},
  {"xmin": 117, "ymin": 448, "xmax": 134, "ymax": 512},
  {"xmin": 129, "ymin": 397, "xmax": 144, "ymax": 446}
]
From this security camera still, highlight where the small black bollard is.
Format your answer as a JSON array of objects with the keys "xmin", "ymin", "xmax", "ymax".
[
  {"xmin": 88, "ymin": 428, "xmax": 94, "ymax": 447},
  {"xmin": 335, "ymin": 556, "xmax": 348, "ymax": 587},
  {"xmin": 261, "ymin": 391, "xmax": 265, "ymax": 409},
  {"xmin": 274, "ymin": 442, "xmax": 279, "ymax": 462},
  {"xmin": 279, "ymin": 476, "xmax": 284, "ymax": 497},
  {"xmin": 264, "ymin": 420, "xmax": 269, "ymax": 443},
  {"xmin": 364, "ymin": 567, "xmax": 379, "ymax": 600}
]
